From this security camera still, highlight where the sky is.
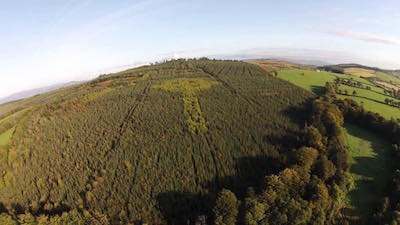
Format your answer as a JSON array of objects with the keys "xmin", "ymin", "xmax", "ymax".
[{"xmin": 1, "ymin": 0, "xmax": 400, "ymax": 98}]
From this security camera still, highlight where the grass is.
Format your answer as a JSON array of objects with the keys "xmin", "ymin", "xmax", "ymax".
[
  {"xmin": 276, "ymin": 68, "xmax": 375, "ymax": 96},
  {"xmin": 275, "ymin": 68, "xmax": 400, "ymax": 120},
  {"xmin": 277, "ymin": 69, "xmax": 337, "ymax": 95},
  {"xmin": 375, "ymin": 71, "xmax": 400, "ymax": 85},
  {"xmin": 337, "ymin": 95, "xmax": 400, "ymax": 120},
  {"xmin": 345, "ymin": 67, "xmax": 400, "ymax": 84},
  {"xmin": 343, "ymin": 124, "xmax": 394, "ymax": 224},
  {"xmin": 338, "ymin": 85, "xmax": 398, "ymax": 103},
  {"xmin": 153, "ymin": 78, "xmax": 219, "ymax": 134},
  {"xmin": 344, "ymin": 67, "xmax": 375, "ymax": 77},
  {"xmin": 0, "ymin": 127, "xmax": 14, "ymax": 146},
  {"xmin": 340, "ymin": 76, "xmax": 377, "ymax": 87}
]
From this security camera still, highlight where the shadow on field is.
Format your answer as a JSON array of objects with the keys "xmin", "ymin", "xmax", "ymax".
[
  {"xmin": 156, "ymin": 155, "xmax": 283, "ymax": 225},
  {"xmin": 345, "ymin": 124, "xmax": 394, "ymax": 224},
  {"xmin": 311, "ymin": 85, "xmax": 326, "ymax": 96}
]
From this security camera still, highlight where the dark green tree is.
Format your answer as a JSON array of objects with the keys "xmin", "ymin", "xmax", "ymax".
[{"xmin": 214, "ymin": 189, "xmax": 238, "ymax": 225}]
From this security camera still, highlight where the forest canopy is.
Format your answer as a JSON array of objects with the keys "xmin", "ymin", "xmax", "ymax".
[{"xmin": 0, "ymin": 59, "xmax": 397, "ymax": 224}]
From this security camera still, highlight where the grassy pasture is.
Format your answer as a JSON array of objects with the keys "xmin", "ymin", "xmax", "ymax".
[
  {"xmin": 338, "ymin": 85, "xmax": 398, "ymax": 103},
  {"xmin": 375, "ymin": 71, "xmax": 400, "ymax": 85},
  {"xmin": 337, "ymin": 95, "xmax": 400, "ymax": 120},
  {"xmin": 275, "ymin": 68, "xmax": 400, "ymax": 120},
  {"xmin": 276, "ymin": 68, "xmax": 369, "ymax": 96},
  {"xmin": 344, "ymin": 67, "xmax": 375, "ymax": 77},
  {"xmin": 344, "ymin": 67, "xmax": 400, "ymax": 84},
  {"xmin": 342, "ymin": 76, "xmax": 377, "ymax": 87},
  {"xmin": 277, "ymin": 69, "xmax": 337, "ymax": 95},
  {"xmin": 343, "ymin": 124, "xmax": 394, "ymax": 224}
]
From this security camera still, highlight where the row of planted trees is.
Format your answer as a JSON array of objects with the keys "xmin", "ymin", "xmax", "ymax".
[
  {"xmin": 0, "ymin": 59, "xmax": 315, "ymax": 225},
  {"xmin": 176, "ymin": 77, "xmax": 400, "ymax": 225},
  {"xmin": 177, "ymin": 81, "xmax": 400, "ymax": 225},
  {"xmin": 333, "ymin": 78, "xmax": 400, "ymax": 110},
  {"xmin": 7, "ymin": 60, "xmax": 400, "ymax": 224}
]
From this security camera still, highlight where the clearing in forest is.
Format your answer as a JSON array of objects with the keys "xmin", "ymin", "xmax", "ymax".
[
  {"xmin": 277, "ymin": 68, "xmax": 337, "ymax": 95},
  {"xmin": 154, "ymin": 78, "xmax": 219, "ymax": 134}
]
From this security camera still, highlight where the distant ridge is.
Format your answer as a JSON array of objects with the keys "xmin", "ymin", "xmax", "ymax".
[
  {"xmin": 320, "ymin": 63, "xmax": 400, "ymax": 77},
  {"xmin": 0, "ymin": 81, "xmax": 82, "ymax": 105},
  {"xmin": 249, "ymin": 58, "xmax": 329, "ymax": 67},
  {"xmin": 333, "ymin": 63, "xmax": 400, "ymax": 73}
]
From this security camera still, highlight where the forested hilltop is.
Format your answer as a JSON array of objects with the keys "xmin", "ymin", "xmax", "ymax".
[{"xmin": 0, "ymin": 59, "xmax": 398, "ymax": 225}]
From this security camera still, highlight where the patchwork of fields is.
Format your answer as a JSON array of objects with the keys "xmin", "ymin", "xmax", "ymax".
[
  {"xmin": 345, "ymin": 67, "xmax": 400, "ymax": 85},
  {"xmin": 275, "ymin": 68, "xmax": 400, "ymax": 119}
]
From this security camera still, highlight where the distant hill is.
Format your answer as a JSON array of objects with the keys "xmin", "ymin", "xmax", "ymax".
[
  {"xmin": 336, "ymin": 63, "xmax": 400, "ymax": 78},
  {"xmin": 249, "ymin": 58, "xmax": 329, "ymax": 67},
  {"xmin": 0, "ymin": 81, "xmax": 82, "ymax": 105},
  {"xmin": 320, "ymin": 63, "xmax": 400, "ymax": 76},
  {"xmin": 335, "ymin": 63, "xmax": 400, "ymax": 73},
  {"xmin": 320, "ymin": 64, "xmax": 400, "ymax": 86},
  {"xmin": 280, "ymin": 58, "xmax": 329, "ymax": 67}
]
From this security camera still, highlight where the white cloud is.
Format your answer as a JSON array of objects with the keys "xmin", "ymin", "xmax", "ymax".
[{"xmin": 327, "ymin": 29, "xmax": 400, "ymax": 45}]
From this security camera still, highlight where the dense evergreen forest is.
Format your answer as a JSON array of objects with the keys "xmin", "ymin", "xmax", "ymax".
[
  {"xmin": 0, "ymin": 59, "xmax": 313, "ymax": 224},
  {"xmin": 0, "ymin": 59, "xmax": 398, "ymax": 224}
]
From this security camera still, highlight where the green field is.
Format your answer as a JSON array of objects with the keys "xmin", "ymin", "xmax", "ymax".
[
  {"xmin": 277, "ymin": 68, "xmax": 400, "ymax": 120},
  {"xmin": 277, "ymin": 69, "xmax": 337, "ymax": 95},
  {"xmin": 344, "ymin": 68, "xmax": 376, "ymax": 78},
  {"xmin": 338, "ymin": 86, "xmax": 390, "ymax": 102},
  {"xmin": 277, "ymin": 68, "xmax": 378, "ymax": 95},
  {"xmin": 342, "ymin": 75, "xmax": 377, "ymax": 87},
  {"xmin": 343, "ymin": 124, "xmax": 394, "ymax": 223},
  {"xmin": 0, "ymin": 127, "xmax": 14, "ymax": 146},
  {"xmin": 337, "ymin": 95, "xmax": 400, "ymax": 120},
  {"xmin": 345, "ymin": 67, "xmax": 400, "ymax": 84},
  {"xmin": 375, "ymin": 71, "xmax": 400, "ymax": 84},
  {"xmin": 274, "ymin": 65, "xmax": 399, "ymax": 223},
  {"xmin": 338, "ymin": 78, "xmax": 385, "ymax": 94}
]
